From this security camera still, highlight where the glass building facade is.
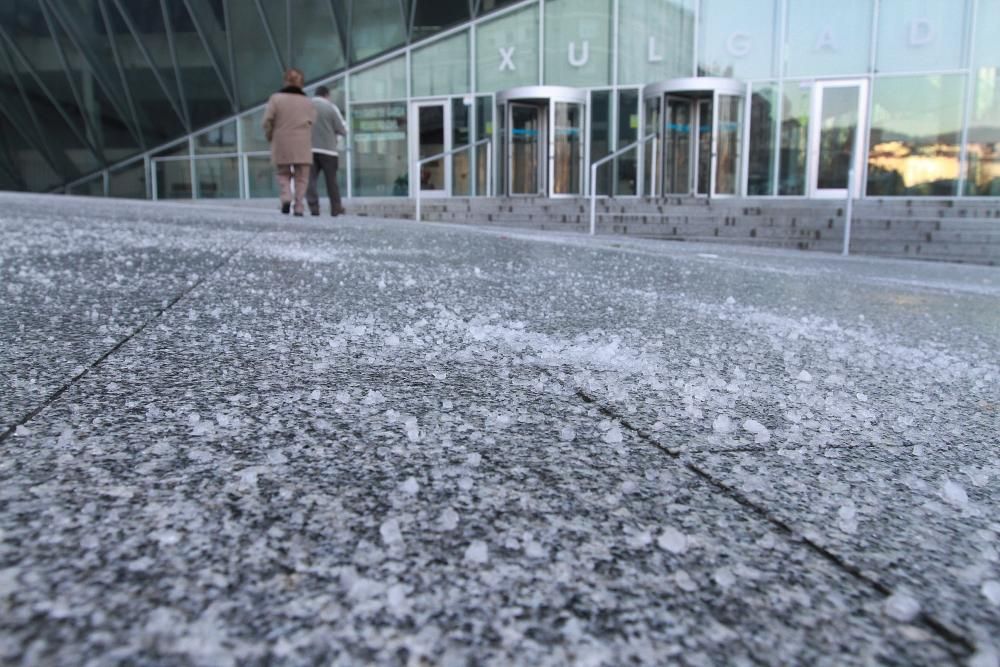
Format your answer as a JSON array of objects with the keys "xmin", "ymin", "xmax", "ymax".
[{"xmin": 1, "ymin": 0, "xmax": 998, "ymax": 200}]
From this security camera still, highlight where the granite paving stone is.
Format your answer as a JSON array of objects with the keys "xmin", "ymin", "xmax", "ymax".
[{"xmin": 0, "ymin": 193, "xmax": 998, "ymax": 666}]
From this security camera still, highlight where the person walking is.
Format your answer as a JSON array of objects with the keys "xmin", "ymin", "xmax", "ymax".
[
  {"xmin": 262, "ymin": 68, "xmax": 316, "ymax": 216},
  {"xmin": 306, "ymin": 86, "xmax": 348, "ymax": 217}
]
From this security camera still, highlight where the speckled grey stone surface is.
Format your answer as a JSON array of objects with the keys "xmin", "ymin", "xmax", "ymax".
[{"xmin": 1, "ymin": 193, "xmax": 998, "ymax": 666}]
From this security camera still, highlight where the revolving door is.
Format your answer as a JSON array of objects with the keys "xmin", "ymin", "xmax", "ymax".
[
  {"xmin": 643, "ymin": 78, "xmax": 746, "ymax": 197},
  {"xmin": 496, "ymin": 86, "xmax": 587, "ymax": 197}
]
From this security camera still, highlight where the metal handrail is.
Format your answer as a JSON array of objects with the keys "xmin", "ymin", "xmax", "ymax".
[
  {"xmin": 415, "ymin": 137, "xmax": 493, "ymax": 223},
  {"xmin": 589, "ymin": 133, "xmax": 657, "ymax": 236}
]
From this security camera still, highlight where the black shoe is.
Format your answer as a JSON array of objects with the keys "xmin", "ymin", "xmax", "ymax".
[
  {"xmin": 281, "ymin": 202, "xmax": 291, "ymax": 215},
  {"xmin": 310, "ymin": 208, "xmax": 320, "ymax": 216},
  {"xmin": 293, "ymin": 211, "xmax": 304, "ymax": 217},
  {"xmin": 332, "ymin": 207, "xmax": 346, "ymax": 217}
]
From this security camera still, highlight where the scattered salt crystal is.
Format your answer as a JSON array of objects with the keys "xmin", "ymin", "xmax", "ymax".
[
  {"xmin": 463, "ymin": 540, "xmax": 489, "ymax": 564},
  {"xmin": 438, "ymin": 507, "xmax": 459, "ymax": 531},
  {"xmin": 385, "ymin": 335, "xmax": 400, "ymax": 346},
  {"xmin": 309, "ymin": 389, "xmax": 321, "ymax": 401},
  {"xmin": 379, "ymin": 518, "xmax": 404, "ymax": 547},
  {"xmin": 657, "ymin": 527, "xmax": 688, "ymax": 554},
  {"xmin": 400, "ymin": 477, "xmax": 419, "ymax": 495},
  {"xmin": 941, "ymin": 479, "xmax": 969, "ymax": 507},
  {"xmin": 14, "ymin": 425, "xmax": 30, "ymax": 437},
  {"xmin": 559, "ymin": 426, "xmax": 576, "ymax": 442},
  {"xmin": 742, "ymin": 419, "xmax": 770, "ymax": 444},
  {"xmin": 725, "ymin": 296, "xmax": 736, "ymax": 305},
  {"xmin": 466, "ymin": 452, "xmax": 482, "ymax": 467},
  {"xmin": 335, "ymin": 391, "xmax": 351, "ymax": 404},
  {"xmin": 796, "ymin": 370, "xmax": 813, "ymax": 382},
  {"xmin": 884, "ymin": 592, "xmax": 921, "ymax": 622},
  {"xmin": 362, "ymin": 390, "xmax": 386, "ymax": 405},
  {"xmin": 712, "ymin": 415, "xmax": 733, "ymax": 434},
  {"xmin": 674, "ymin": 570, "xmax": 698, "ymax": 592},
  {"xmin": 714, "ymin": 567, "xmax": 736, "ymax": 588},
  {"xmin": 982, "ymin": 580, "xmax": 1000, "ymax": 606},
  {"xmin": 603, "ymin": 427, "xmax": 623, "ymax": 444}
]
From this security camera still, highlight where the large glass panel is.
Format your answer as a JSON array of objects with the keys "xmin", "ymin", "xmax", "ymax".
[
  {"xmin": 109, "ymin": 161, "xmax": 146, "ymax": 199},
  {"xmin": 785, "ymin": 0, "xmax": 872, "ymax": 77},
  {"xmin": 618, "ymin": 0, "xmax": 695, "ymax": 85},
  {"xmin": 590, "ymin": 90, "xmax": 612, "ymax": 196},
  {"xmin": 195, "ymin": 157, "xmax": 240, "ymax": 198},
  {"xmin": 412, "ymin": 32, "xmax": 470, "ymax": 98},
  {"xmin": 195, "ymin": 121, "xmax": 237, "ymax": 155},
  {"xmin": 227, "ymin": 2, "xmax": 282, "ymax": 107},
  {"xmin": 291, "ymin": 0, "xmax": 346, "ymax": 76},
  {"xmin": 497, "ymin": 101, "xmax": 507, "ymax": 195},
  {"xmin": 352, "ymin": 102, "xmax": 408, "ymax": 196},
  {"xmin": 644, "ymin": 96, "xmax": 661, "ymax": 195},
  {"xmin": 510, "ymin": 104, "xmax": 541, "ymax": 195},
  {"xmin": 69, "ymin": 175, "xmax": 105, "ymax": 197},
  {"xmin": 553, "ymin": 103, "xmax": 583, "ymax": 195},
  {"xmin": 154, "ymin": 143, "xmax": 192, "ymax": 199},
  {"xmin": 748, "ymin": 83, "xmax": 777, "ymax": 195},
  {"xmin": 351, "ymin": 0, "xmax": 406, "ymax": 62},
  {"xmin": 779, "ymin": 83, "xmax": 811, "ymax": 195},
  {"xmin": 412, "ymin": 0, "xmax": 471, "ymax": 41},
  {"xmin": 876, "ymin": 0, "xmax": 968, "ymax": 74},
  {"xmin": 966, "ymin": 69, "xmax": 1000, "ymax": 196},
  {"xmin": 544, "ymin": 0, "xmax": 612, "ymax": 87},
  {"xmin": 247, "ymin": 155, "xmax": 278, "ymax": 198},
  {"xmin": 476, "ymin": 95, "xmax": 493, "ymax": 195},
  {"xmin": 417, "ymin": 105, "xmax": 446, "ymax": 192},
  {"xmin": 241, "ymin": 109, "xmax": 271, "ymax": 153},
  {"xmin": 257, "ymin": 0, "xmax": 288, "ymax": 67},
  {"xmin": 867, "ymin": 75, "xmax": 964, "ymax": 196},
  {"xmin": 452, "ymin": 98, "xmax": 471, "ymax": 196},
  {"xmin": 698, "ymin": 0, "xmax": 777, "ymax": 79},
  {"xmin": 816, "ymin": 86, "xmax": 860, "ymax": 191},
  {"xmin": 161, "ymin": 0, "xmax": 235, "ymax": 130},
  {"xmin": 351, "ymin": 57, "xmax": 406, "ymax": 103},
  {"xmin": 476, "ymin": 4, "xmax": 539, "ymax": 92},
  {"xmin": 696, "ymin": 100, "xmax": 712, "ymax": 195},
  {"xmin": 664, "ymin": 98, "xmax": 692, "ymax": 194},
  {"xmin": 615, "ymin": 89, "xmax": 639, "ymax": 196},
  {"xmin": 716, "ymin": 95, "xmax": 743, "ymax": 195}
]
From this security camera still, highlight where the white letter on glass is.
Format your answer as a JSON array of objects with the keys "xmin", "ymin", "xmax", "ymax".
[
  {"xmin": 648, "ymin": 36, "xmax": 664, "ymax": 63},
  {"xmin": 908, "ymin": 19, "xmax": 934, "ymax": 47},
  {"xmin": 726, "ymin": 32, "xmax": 751, "ymax": 58},
  {"xmin": 568, "ymin": 41, "xmax": 590, "ymax": 67},
  {"xmin": 815, "ymin": 27, "xmax": 838, "ymax": 52},
  {"xmin": 499, "ymin": 46, "xmax": 516, "ymax": 71}
]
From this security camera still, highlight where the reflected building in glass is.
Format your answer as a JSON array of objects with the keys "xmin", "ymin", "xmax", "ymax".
[{"xmin": 0, "ymin": 0, "xmax": 998, "ymax": 202}]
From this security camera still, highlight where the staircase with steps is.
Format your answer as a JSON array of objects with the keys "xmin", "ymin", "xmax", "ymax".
[{"xmin": 345, "ymin": 196, "xmax": 1000, "ymax": 265}]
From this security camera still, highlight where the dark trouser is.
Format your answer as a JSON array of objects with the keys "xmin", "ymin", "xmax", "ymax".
[{"xmin": 305, "ymin": 153, "xmax": 342, "ymax": 214}]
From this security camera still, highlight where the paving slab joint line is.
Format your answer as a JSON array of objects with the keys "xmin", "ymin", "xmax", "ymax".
[
  {"xmin": 0, "ymin": 244, "xmax": 248, "ymax": 446},
  {"xmin": 572, "ymin": 387, "xmax": 976, "ymax": 659}
]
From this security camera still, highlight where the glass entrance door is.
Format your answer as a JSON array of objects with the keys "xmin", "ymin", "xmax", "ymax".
[
  {"xmin": 663, "ymin": 96, "xmax": 692, "ymax": 194},
  {"xmin": 551, "ymin": 102, "xmax": 583, "ymax": 195},
  {"xmin": 695, "ymin": 98, "xmax": 713, "ymax": 195},
  {"xmin": 510, "ymin": 103, "xmax": 544, "ymax": 195},
  {"xmin": 411, "ymin": 101, "xmax": 450, "ymax": 197},
  {"xmin": 809, "ymin": 80, "xmax": 867, "ymax": 198}
]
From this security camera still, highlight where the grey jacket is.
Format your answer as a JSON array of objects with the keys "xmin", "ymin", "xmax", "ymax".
[{"xmin": 311, "ymin": 97, "xmax": 347, "ymax": 156}]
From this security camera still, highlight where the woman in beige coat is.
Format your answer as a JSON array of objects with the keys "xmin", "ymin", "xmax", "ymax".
[{"xmin": 263, "ymin": 68, "xmax": 317, "ymax": 216}]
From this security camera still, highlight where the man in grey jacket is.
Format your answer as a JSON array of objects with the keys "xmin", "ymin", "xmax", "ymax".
[{"xmin": 306, "ymin": 85, "xmax": 348, "ymax": 216}]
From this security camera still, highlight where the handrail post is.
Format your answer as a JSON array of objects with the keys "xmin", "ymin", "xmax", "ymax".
[
  {"xmin": 415, "ymin": 159, "xmax": 422, "ymax": 223},
  {"xmin": 590, "ymin": 162, "xmax": 598, "ymax": 236},
  {"xmin": 842, "ymin": 166, "xmax": 854, "ymax": 256}
]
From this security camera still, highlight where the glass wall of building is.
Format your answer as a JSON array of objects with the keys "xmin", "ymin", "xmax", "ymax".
[{"xmin": 5, "ymin": 0, "xmax": 1000, "ymax": 202}]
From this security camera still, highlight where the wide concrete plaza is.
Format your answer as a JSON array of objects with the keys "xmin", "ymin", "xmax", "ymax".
[{"xmin": 1, "ymin": 193, "xmax": 998, "ymax": 666}]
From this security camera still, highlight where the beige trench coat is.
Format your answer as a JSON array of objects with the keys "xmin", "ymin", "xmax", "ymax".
[{"xmin": 262, "ymin": 89, "xmax": 317, "ymax": 165}]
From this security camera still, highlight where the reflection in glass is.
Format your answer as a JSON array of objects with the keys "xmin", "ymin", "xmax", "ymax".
[
  {"xmin": 195, "ymin": 121, "xmax": 238, "ymax": 155},
  {"xmin": 156, "ymin": 159, "xmax": 192, "ymax": 199},
  {"xmin": 867, "ymin": 75, "xmax": 963, "ymax": 196},
  {"xmin": 109, "ymin": 162, "xmax": 146, "ymax": 198},
  {"xmin": 69, "ymin": 176, "xmax": 105, "ymax": 197},
  {"xmin": 785, "ymin": 0, "xmax": 871, "ymax": 77},
  {"xmin": 477, "ymin": 4, "xmax": 539, "ymax": 92},
  {"xmin": 241, "ymin": 109, "xmax": 271, "ymax": 153},
  {"xmin": 664, "ymin": 98, "xmax": 692, "ymax": 194},
  {"xmin": 876, "ymin": 0, "xmax": 968, "ymax": 74},
  {"xmin": 965, "ymin": 68, "xmax": 1000, "ymax": 196},
  {"xmin": 696, "ymin": 99, "xmax": 712, "ymax": 195},
  {"xmin": 544, "ymin": 0, "xmax": 612, "ymax": 87},
  {"xmin": 352, "ymin": 57, "xmax": 406, "ymax": 103},
  {"xmin": 511, "ymin": 104, "xmax": 542, "ymax": 195},
  {"xmin": 716, "ymin": 94, "xmax": 742, "ymax": 195},
  {"xmin": 412, "ymin": 32, "xmax": 470, "ymax": 97},
  {"xmin": 247, "ymin": 156, "xmax": 278, "ymax": 198},
  {"xmin": 816, "ymin": 86, "xmax": 860, "ymax": 190},
  {"xmin": 644, "ymin": 96, "xmax": 661, "ymax": 195},
  {"xmin": 228, "ymin": 5, "xmax": 282, "ymax": 107},
  {"xmin": 352, "ymin": 102, "xmax": 408, "ymax": 196},
  {"xmin": 418, "ymin": 105, "xmax": 446, "ymax": 191},
  {"xmin": 292, "ymin": 1, "xmax": 346, "ymax": 77},
  {"xmin": 590, "ymin": 90, "xmax": 612, "ymax": 196},
  {"xmin": 618, "ymin": 0, "xmax": 694, "ymax": 85},
  {"xmin": 616, "ymin": 89, "xmax": 639, "ymax": 196},
  {"xmin": 780, "ymin": 84, "xmax": 810, "ymax": 195},
  {"xmin": 476, "ymin": 96, "xmax": 493, "ymax": 195},
  {"xmin": 412, "ymin": 0, "xmax": 470, "ymax": 41},
  {"xmin": 452, "ymin": 98, "xmax": 471, "ymax": 196},
  {"xmin": 195, "ymin": 157, "xmax": 240, "ymax": 198},
  {"xmin": 351, "ymin": 0, "xmax": 407, "ymax": 62},
  {"xmin": 553, "ymin": 103, "xmax": 583, "ymax": 195},
  {"xmin": 748, "ymin": 83, "xmax": 777, "ymax": 195}
]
